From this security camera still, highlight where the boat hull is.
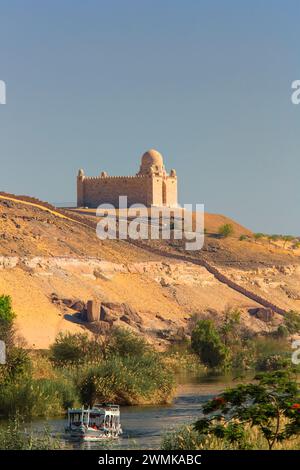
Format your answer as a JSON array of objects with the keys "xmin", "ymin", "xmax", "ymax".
[{"xmin": 65, "ymin": 427, "xmax": 121, "ymax": 442}]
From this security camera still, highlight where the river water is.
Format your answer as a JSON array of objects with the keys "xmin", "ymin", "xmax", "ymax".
[{"xmin": 27, "ymin": 371, "xmax": 253, "ymax": 450}]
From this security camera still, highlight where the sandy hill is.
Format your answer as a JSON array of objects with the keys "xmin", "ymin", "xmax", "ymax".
[
  {"xmin": 0, "ymin": 194, "xmax": 300, "ymax": 349},
  {"xmin": 69, "ymin": 206, "xmax": 298, "ymax": 269}
]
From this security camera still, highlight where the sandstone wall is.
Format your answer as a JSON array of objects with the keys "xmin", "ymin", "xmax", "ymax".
[
  {"xmin": 78, "ymin": 175, "xmax": 153, "ymax": 207},
  {"xmin": 77, "ymin": 177, "xmax": 85, "ymax": 207},
  {"xmin": 164, "ymin": 177, "xmax": 177, "ymax": 207},
  {"xmin": 77, "ymin": 174, "xmax": 178, "ymax": 208},
  {"xmin": 151, "ymin": 177, "xmax": 163, "ymax": 206}
]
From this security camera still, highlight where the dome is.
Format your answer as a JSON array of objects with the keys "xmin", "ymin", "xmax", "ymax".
[
  {"xmin": 139, "ymin": 149, "xmax": 165, "ymax": 174},
  {"xmin": 141, "ymin": 149, "xmax": 163, "ymax": 167}
]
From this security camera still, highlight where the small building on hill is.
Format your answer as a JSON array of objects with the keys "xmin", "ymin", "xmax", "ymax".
[{"xmin": 77, "ymin": 149, "xmax": 178, "ymax": 208}]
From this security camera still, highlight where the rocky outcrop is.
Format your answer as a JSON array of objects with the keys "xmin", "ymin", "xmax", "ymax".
[
  {"xmin": 100, "ymin": 302, "xmax": 142, "ymax": 327},
  {"xmin": 85, "ymin": 320, "xmax": 112, "ymax": 335},
  {"xmin": 50, "ymin": 292, "xmax": 144, "ymax": 331},
  {"xmin": 87, "ymin": 300, "xmax": 101, "ymax": 322},
  {"xmin": 248, "ymin": 307, "xmax": 275, "ymax": 322},
  {"xmin": 127, "ymin": 240, "xmax": 289, "ymax": 317},
  {"xmin": 0, "ymin": 256, "xmax": 19, "ymax": 269},
  {"xmin": 281, "ymin": 286, "xmax": 300, "ymax": 300},
  {"xmin": 50, "ymin": 293, "xmax": 86, "ymax": 312}
]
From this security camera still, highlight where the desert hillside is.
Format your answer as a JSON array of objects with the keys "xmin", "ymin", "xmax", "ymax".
[{"xmin": 1, "ymin": 194, "xmax": 300, "ymax": 348}]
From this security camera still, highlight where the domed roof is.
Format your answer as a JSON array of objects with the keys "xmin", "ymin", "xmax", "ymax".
[{"xmin": 141, "ymin": 149, "xmax": 164, "ymax": 168}]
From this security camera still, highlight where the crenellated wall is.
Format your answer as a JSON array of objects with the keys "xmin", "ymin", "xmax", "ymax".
[{"xmin": 77, "ymin": 174, "xmax": 177, "ymax": 208}]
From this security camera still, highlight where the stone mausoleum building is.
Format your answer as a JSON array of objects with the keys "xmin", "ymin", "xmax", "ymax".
[{"xmin": 77, "ymin": 149, "xmax": 178, "ymax": 208}]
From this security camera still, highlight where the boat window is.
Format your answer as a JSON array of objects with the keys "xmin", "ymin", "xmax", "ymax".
[
  {"xmin": 70, "ymin": 413, "xmax": 81, "ymax": 425},
  {"xmin": 88, "ymin": 412, "xmax": 104, "ymax": 430}
]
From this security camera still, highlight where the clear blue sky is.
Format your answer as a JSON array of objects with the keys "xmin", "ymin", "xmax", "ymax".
[{"xmin": 0, "ymin": 0, "xmax": 300, "ymax": 234}]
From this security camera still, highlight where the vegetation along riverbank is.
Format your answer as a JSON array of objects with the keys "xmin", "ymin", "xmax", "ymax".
[{"xmin": 1, "ymin": 293, "xmax": 300, "ymax": 451}]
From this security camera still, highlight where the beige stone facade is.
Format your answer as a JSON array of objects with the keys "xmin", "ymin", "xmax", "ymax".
[{"xmin": 77, "ymin": 149, "xmax": 178, "ymax": 208}]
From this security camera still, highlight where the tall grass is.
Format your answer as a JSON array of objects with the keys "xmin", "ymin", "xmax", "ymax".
[
  {"xmin": 0, "ymin": 377, "xmax": 78, "ymax": 418},
  {"xmin": 0, "ymin": 326, "xmax": 176, "ymax": 418},
  {"xmin": 79, "ymin": 354, "xmax": 175, "ymax": 406},
  {"xmin": 162, "ymin": 341, "xmax": 205, "ymax": 374},
  {"xmin": 162, "ymin": 425, "xmax": 206, "ymax": 450},
  {"xmin": 161, "ymin": 423, "xmax": 300, "ymax": 450},
  {"xmin": 0, "ymin": 417, "xmax": 61, "ymax": 450},
  {"xmin": 253, "ymin": 336, "xmax": 290, "ymax": 357},
  {"xmin": 52, "ymin": 327, "xmax": 176, "ymax": 407}
]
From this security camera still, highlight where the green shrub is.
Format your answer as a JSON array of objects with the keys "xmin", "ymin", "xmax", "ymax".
[
  {"xmin": 218, "ymin": 224, "xmax": 234, "ymax": 238},
  {"xmin": 282, "ymin": 235, "xmax": 295, "ymax": 248},
  {"xmin": 194, "ymin": 370, "xmax": 300, "ymax": 450},
  {"xmin": 106, "ymin": 327, "xmax": 150, "ymax": 358},
  {"xmin": 268, "ymin": 234, "xmax": 280, "ymax": 243},
  {"xmin": 0, "ymin": 295, "xmax": 31, "ymax": 385},
  {"xmin": 273, "ymin": 324, "xmax": 289, "ymax": 339},
  {"xmin": 219, "ymin": 307, "xmax": 241, "ymax": 346},
  {"xmin": 190, "ymin": 308, "xmax": 259, "ymax": 371},
  {"xmin": 50, "ymin": 332, "xmax": 103, "ymax": 365},
  {"xmin": 0, "ymin": 295, "xmax": 15, "ymax": 325},
  {"xmin": 191, "ymin": 320, "xmax": 229, "ymax": 369},
  {"xmin": 219, "ymin": 308, "xmax": 256, "ymax": 369},
  {"xmin": 190, "ymin": 309, "xmax": 292, "ymax": 372},
  {"xmin": 231, "ymin": 340, "xmax": 256, "ymax": 370},
  {"xmin": 283, "ymin": 311, "xmax": 300, "ymax": 334},
  {"xmin": 79, "ymin": 354, "xmax": 174, "ymax": 406},
  {"xmin": 256, "ymin": 354, "xmax": 290, "ymax": 372},
  {"xmin": 253, "ymin": 232, "xmax": 265, "ymax": 242},
  {"xmin": 4, "ymin": 347, "xmax": 31, "ymax": 382},
  {"xmin": 51, "ymin": 328, "xmax": 152, "ymax": 365},
  {"xmin": 0, "ymin": 295, "xmax": 15, "ymax": 347}
]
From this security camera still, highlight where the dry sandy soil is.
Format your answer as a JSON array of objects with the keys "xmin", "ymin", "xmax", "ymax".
[{"xmin": 0, "ymin": 196, "xmax": 299, "ymax": 348}]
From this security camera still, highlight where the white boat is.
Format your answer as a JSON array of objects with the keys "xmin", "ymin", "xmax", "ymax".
[{"xmin": 65, "ymin": 403, "xmax": 122, "ymax": 441}]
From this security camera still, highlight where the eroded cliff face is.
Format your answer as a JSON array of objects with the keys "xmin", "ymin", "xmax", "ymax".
[
  {"xmin": 0, "ymin": 195, "xmax": 299, "ymax": 349},
  {"xmin": 1, "ymin": 255, "xmax": 294, "ymax": 349},
  {"xmin": 219, "ymin": 265, "xmax": 300, "ymax": 313}
]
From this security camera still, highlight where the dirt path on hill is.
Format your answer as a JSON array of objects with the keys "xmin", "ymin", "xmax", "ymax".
[{"xmin": 0, "ymin": 193, "xmax": 287, "ymax": 316}]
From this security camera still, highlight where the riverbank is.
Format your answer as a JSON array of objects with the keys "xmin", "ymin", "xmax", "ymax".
[{"xmin": 8, "ymin": 371, "xmax": 252, "ymax": 450}]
